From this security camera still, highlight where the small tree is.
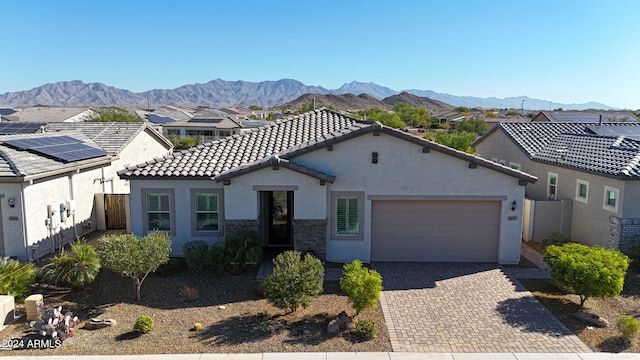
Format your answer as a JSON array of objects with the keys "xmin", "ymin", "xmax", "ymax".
[
  {"xmin": 340, "ymin": 260, "xmax": 383, "ymax": 314},
  {"xmin": 263, "ymin": 251, "xmax": 324, "ymax": 313},
  {"xmin": 455, "ymin": 116, "xmax": 488, "ymax": 135},
  {"xmin": 89, "ymin": 107, "xmax": 142, "ymax": 122},
  {"xmin": 543, "ymin": 243, "xmax": 629, "ymax": 306},
  {"xmin": 98, "ymin": 232, "xmax": 171, "ymax": 300},
  {"xmin": 429, "ymin": 130, "xmax": 478, "ymax": 153}
]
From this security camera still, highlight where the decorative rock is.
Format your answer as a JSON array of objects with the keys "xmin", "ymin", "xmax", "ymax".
[
  {"xmin": 327, "ymin": 311, "xmax": 351, "ymax": 336},
  {"xmin": 84, "ymin": 318, "xmax": 117, "ymax": 330},
  {"xmin": 218, "ymin": 306, "xmax": 226, "ymax": 310},
  {"xmin": 572, "ymin": 311, "xmax": 609, "ymax": 328}
]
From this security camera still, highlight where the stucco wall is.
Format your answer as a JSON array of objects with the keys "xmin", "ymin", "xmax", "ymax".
[
  {"xmin": 106, "ymin": 130, "xmax": 171, "ymax": 194},
  {"xmin": 223, "ymin": 167, "xmax": 327, "ymax": 220},
  {"xmin": 294, "ymin": 132, "xmax": 526, "ymax": 264},
  {"xmin": 476, "ymin": 129, "xmax": 629, "ymax": 248},
  {"xmin": 129, "ymin": 179, "xmax": 224, "ymax": 256}
]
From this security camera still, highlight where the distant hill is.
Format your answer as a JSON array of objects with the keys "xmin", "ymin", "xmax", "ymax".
[
  {"xmin": 381, "ymin": 92, "xmax": 454, "ymax": 111},
  {"xmin": 0, "ymin": 79, "xmax": 616, "ymax": 110},
  {"xmin": 280, "ymin": 92, "xmax": 454, "ymax": 112}
]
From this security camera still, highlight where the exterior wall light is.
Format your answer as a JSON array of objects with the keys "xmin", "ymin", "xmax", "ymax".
[
  {"xmin": 511, "ymin": 200, "xmax": 517, "ymax": 211},
  {"xmin": 8, "ymin": 198, "xmax": 15, "ymax": 208}
]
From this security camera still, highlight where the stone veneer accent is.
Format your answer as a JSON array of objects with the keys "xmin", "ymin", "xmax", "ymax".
[
  {"xmin": 293, "ymin": 219, "xmax": 327, "ymax": 261},
  {"xmin": 609, "ymin": 216, "xmax": 640, "ymax": 253},
  {"xmin": 224, "ymin": 220, "xmax": 259, "ymax": 239}
]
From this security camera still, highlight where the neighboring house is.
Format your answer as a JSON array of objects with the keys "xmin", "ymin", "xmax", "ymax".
[
  {"xmin": 432, "ymin": 110, "xmax": 468, "ymax": 124},
  {"xmin": 161, "ymin": 116, "xmax": 245, "ymax": 143},
  {"xmin": 1, "ymin": 106, "xmax": 97, "ymax": 123},
  {"xmin": 474, "ymin": 122, "xmax": 640, "ymax": 251},
  {"xmin": 0, "ymin": 122, "xmax": 173, "ymax": 261},
  {"xmin": 531, "ymin": 110, "xmax": 639, "ymax": 123},
  {"xmin": 120, "ymin": 109, "xmax": 535, "ymax": 264}
]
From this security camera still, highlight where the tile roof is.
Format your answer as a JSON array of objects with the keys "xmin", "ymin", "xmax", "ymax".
[
  {"xmin": 162, "ymin": 116, "xmax": 242, "ymax": 129},
  {"xmin": 488, "ymin": 122, "xmax": 640, "ymax": 178},
  {"xmin": 120, "ymin": 109, "xmax": 536, "ymax": 184},
  {"xmin": 534, "ymin": 111, "xmax": 639, "ymax": 123},
  {"xmin": 44, "ymin": 122, "xmax": 171, "ymax": 155},
  {"xmin": 0, "ymin": 132, "xmax": 111, "ymax": 179},
  {"xmin": 6, "ymin": 107, "xmax": 94, "ymax": 122}
]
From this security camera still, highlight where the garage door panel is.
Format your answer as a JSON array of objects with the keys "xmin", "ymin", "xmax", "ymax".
[{"xmin": 371, "ymin": 200, "xmax": 500, "ymax": 262}]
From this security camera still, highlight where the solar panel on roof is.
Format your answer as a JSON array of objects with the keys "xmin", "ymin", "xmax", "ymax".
[
  {"xmin": 587, "ymin": 125, "xmax": 640, "ymax": 142},
  {"xmin": 0, "ymin": 123, "xmax": 44, "ymax": 135},
  {"xmin": 2, "ymin": 135, "xmax": 108, "ymax": 162},
  {"xmin": 146, "ymin": 114, "xmax": 175, "ymax": 124},
  {"xmin": 188, "ymin": 118, "xmax": 223, "ymax": 123}
]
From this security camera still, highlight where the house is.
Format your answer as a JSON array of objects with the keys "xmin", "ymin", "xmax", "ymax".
[
  {"xmin": 0, "ymin": 122, "xmax": 172, "ymax": 260},
  {"xmin": 119, "ymin": 109, "xmax": 535, "ymax": 264},
  {"xmin": 1, "ymin": 106, "xmax": 97, "ymax": 123},
  {"xmin": 161, "ymin": 116, "xmax": 245, "ymax": 143},
  {"xmin": 474, "ymin": 122, "xmax": 640, "ymax": 252},
  {"xmin": 531, "ymin": 110, "xmax": 639, "ymax": 123}
]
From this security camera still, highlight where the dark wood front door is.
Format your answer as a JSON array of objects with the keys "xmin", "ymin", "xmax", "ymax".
[{"xmin": 266, "ymin": 191, "xmax": 293, "ymax": 246}]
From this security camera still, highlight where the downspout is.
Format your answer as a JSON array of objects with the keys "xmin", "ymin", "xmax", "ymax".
[
  {"xmin": 69, "ymin": 173, "xmax": 79, "ymax": 241},
  {"xmin": 19, "ymin": 182, "xmax": 30, "ymax": 261}
]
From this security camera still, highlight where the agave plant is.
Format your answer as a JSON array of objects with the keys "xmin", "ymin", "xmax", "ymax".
[{"xmin": 43, "ymin": 240, "xmax": 101, "ymax": 287}]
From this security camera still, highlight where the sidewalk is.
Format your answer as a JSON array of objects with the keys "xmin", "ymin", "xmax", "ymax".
[{"xmin": 4, "ymin": 352, "xmax": 639, "ymax": 359}]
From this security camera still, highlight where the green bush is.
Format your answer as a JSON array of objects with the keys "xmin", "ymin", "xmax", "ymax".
[
  {"xmin": 543, "ymin": 243, "xmax": 629, "ymax": 306},
  {"xmin": 263, "ymin": 250, "xmax": 324, "ymax": 312},
  {"xmin": 617, "ymin": 316, "xmax": 640, "ymax": 341},
  {"xmin": 0, "ymin": 259, "xmax": 35, "ymax": 299},
  {"xmin": 43, "ymin": 241, "xmax": 101, "ymax": 287},
  {"xmin": 205, "ymin": 244, "xmax": 225, "ymax": 273},
  {"xmin": 133, "ymin": 315, "xmax": 154, "ymax": 333},
  {"xmin": 177, "ymin": 137, "xmax": 200, "ymax": 148},
  {"xmin": 215, "ymin": 234, "xmax": 262, "ymax": 274},
  {"xmin": 340, "ymin": 260, "xmax": 383, "ymax": 314},
  {"xmin": 353, "ymin": 319, "xmax": 376, "ymax": 340},
  {"xmin": 157, "ymin": 257, "xmax": 187, "ymax": 276},
  {"xmin": 545, "ymin": 232, "xmax": 571, "ymax": 246},
  {"xmin": 182, "ymin": 240, "xmax": 209, "ymax": 271}
]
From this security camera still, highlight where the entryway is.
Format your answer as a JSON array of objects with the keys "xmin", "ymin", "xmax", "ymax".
[
  {"xmin": 259, "ymin": 190, "xmax": 293, "ymax": 247},
  {"xmin": 105, "ymin": 194, "xmax": 127, "ymax": 229}
]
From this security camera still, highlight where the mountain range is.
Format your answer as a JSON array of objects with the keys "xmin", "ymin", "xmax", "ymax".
[{"xmin": 0, "ymin": 79, "xmax": 614, "ymax": 110}]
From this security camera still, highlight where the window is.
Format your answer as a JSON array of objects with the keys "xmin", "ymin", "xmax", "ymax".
[
  {"xmin": 575, "ymin": 179, "xmax": 589, "ymax": 203},
  {"xmin": 509, "ymin": 162, "xmax": 521, "ymax": 171},
  {"xmin": 142, "ymin": 189, "xmax": 175, "ymax": 235},
  {"xmin": 190, "ymin": 189, "xmax": 223, "ymax": 236},
  {"xmin": 499, "ymin": 159, "xmax": 506, "ymax": 166},
  {"xmin": 547, "ymin": 172, "xmax": 558, "ymax": 199},
  {"xmin": 603, "ymin": 185, "xmax": 619, "ymax": 212},
  {"xmin": 331, "ymin": 192, "xmax": 364, "ymax": 240}
]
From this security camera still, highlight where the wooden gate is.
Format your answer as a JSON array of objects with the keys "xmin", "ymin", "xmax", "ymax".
[{"xmin": 105, "ymin": 194, "xmax": 127, "ymax": 229}]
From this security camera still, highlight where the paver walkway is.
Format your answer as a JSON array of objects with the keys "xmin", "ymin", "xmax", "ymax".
[{"xmin": 374, "ymin": 262, "xmax": 590, "ymax": 353}]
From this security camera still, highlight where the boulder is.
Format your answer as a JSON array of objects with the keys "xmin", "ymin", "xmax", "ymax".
[
  {"xmin": 572, "ymin": 311, "xmax": 609, "ymax": 328},
  {"xmin": 84, "ymin": 318, "xmax": 117, "ymax": 330},
  {"xmin": 327, "ymin": 311, "xmax": 352, "ymax": 336}
]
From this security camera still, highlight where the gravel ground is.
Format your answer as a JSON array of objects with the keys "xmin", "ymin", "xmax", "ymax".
[{"xmin": 0, "ymin": 266, "xmax": 391, "ymax": 355}]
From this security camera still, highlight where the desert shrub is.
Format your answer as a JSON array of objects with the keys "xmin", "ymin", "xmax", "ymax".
[
  {"xmin": 617, "ymin": 316, "xmax": 640, "ymax": 341},
  {"xmin": 42, "ymin": 241, "xmax": 101, "ymax": 287},
  {"xmin": 207, "ymin": 234, "xmax": 262, "ymax": 274},
  {"xmin": 263, "ymin": 250, "xmax": 324, "ymax": 312},
  {"xmin": 177, "ymin": 137, "xmax": 200, "ymax": 148},
  {"xmin": 179, "ymin": 285, "xmax": 199, "ymax": 301},
  {"xmin": 182, "ymin": 240, "xmax": 209, "ymax": 271},
  {"xmin": 205, "ymin": 244, "xmax": 225, "ymax": 273},
  {"xmin": 98, "ymin": 231, "xmax": 171, "ymax": 300},
  {"xmin": 133, "ymin": 315, "xmax": 154, "ymax": 333},
  {"xmin": 340, "ymin": 260, "xmax": 383, "ymax": 314},
  {"xmin": 353, "ymin": 319, "xmax": 376, "ymax": 340},
  {"xmin": 30, "ymin": 306, "xmax": 79, "ymax": 342},
  {"xmin": 0, "ymin": 258, "xmax": 35, "ymax": 298},
  {"xmin": 544, "ymin": 243, "xmax": 629, "ymax": 306},
  {"xmin": 545, "ymin": 232, "xmax": 571, "ymax": 246}
]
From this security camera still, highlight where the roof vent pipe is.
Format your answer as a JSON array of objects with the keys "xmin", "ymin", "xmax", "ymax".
[{"xmin": 599, "ymin": 114, "xmax": 603, "ymax": 126}]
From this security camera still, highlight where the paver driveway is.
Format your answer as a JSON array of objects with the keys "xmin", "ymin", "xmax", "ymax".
[{"xmin": 373, "ymin": 262, "xmax": 591, "ymax": 353}]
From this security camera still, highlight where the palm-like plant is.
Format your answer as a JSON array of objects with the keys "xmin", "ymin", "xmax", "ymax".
[
  {"xmin": 222, "ymin": 234, "xmax": 262, "ymax": 274},
  {"xmin": 44, "ymin": 241, "xmax": 101, "ymax": 287}
]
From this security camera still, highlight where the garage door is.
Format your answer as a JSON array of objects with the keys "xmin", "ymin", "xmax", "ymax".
[{"xmin": 371, "ymin": 200, "xmax": 500, "ymax": 262}]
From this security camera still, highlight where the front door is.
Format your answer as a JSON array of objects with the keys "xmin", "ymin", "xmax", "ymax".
[{"xmin": 264, "ymin": 191, "xmax": 293, "ymax": 246}]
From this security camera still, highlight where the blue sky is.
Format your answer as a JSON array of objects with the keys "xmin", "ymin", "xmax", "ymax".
[{"xmin": 2, "ymin": 0, "xmax": 639, "ymax": 109}]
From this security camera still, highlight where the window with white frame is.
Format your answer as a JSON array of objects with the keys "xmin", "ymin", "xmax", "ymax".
[
  {"xmin": 331, "ymin": 192, "xmax": 364, "ymax": 240},
  {"xmin": 190, "ymin": 189, "xmax": 223, "ymax": 235},
  {"xmin": 143, "ymin": 190, "xmax": 174, "ymax": 234},
  {"xmin": 547, "ymin": 172, "xmax": 558, "ymax": 199},
  {"xmin": 509, "ymin": 162, "xmax": 521, "ymax": 171},
  {"xmin": 575, "ymin": 179, "xmax": 589, "ymax": 203},
  {"xmin": 603, "ymin": 185, "xmax": 619, "ymax": 212}
]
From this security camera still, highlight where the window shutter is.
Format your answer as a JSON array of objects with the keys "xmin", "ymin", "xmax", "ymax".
[
  {"xmin": 336, "ymin": 198, "xmax": 347, "ymax": 233},
  {"xmin": 347, "ymin": 197, "xmax": 358, "ymax": 233}
]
